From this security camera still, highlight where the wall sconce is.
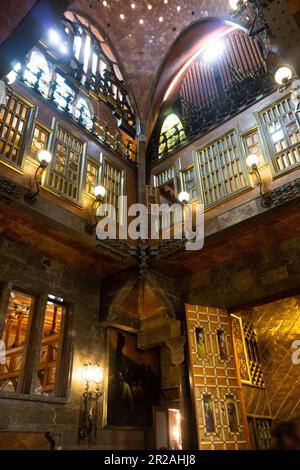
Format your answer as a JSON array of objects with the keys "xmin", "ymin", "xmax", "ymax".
[
  {"xmin": 246, "ymin": 154, "xmax": 272, "ymax": 207},
  {"xmin": 79, "ymin": 362, "xmax": 103, "ymax": 444},
  {"xmin": 24, "ymin": 150, "xmax": 52, "ymax": 205},
  {"xmin": 85, "ymin": 185, "xmax": 106, "ymax": 235}
]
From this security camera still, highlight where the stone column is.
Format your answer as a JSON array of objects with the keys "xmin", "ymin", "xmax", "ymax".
[{"xmin": 166, "ymin": 336, "xmax": 197, "ymax": 450}]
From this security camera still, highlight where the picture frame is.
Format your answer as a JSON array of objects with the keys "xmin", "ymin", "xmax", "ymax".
[
  {"xmin": 103, "ymin": 327, "xmax": 160, "ymax": 428},
  {"xmin": 216, "ymin": 329, "xmax": 228, "ymax": 360},
  {"xmin": 195, "ymin": 326, "xmax": 206, "ymax": 360},
  {"xmin": 202, "ymin": 394, "xmax": 216, "ymax": 433},
  {"xmin": 226, "ymin": 394, "xmax": 239, "ymax": 433}
]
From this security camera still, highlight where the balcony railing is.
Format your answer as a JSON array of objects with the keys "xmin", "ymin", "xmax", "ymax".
[{"xmin": 11, "ymin": 62, "xmax": 137, "ymax": 163}]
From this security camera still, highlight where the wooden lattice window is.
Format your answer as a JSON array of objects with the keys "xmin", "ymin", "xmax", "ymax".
[
  {"xmin": 103, "ymin": 160, "xmax": 122, "ymax": 207},
  {"xmin": 0, "ymin": 287, "xmax": 71, "ymax": 399},
  {"xmin": 182, "ymin": 165, "xmax": 198, "ymax": 201},
  {"xmin": 259, "ymin": 95, "xmax": 300, "ymax": 172},
  {"xmin": 31, "ymin": 123, "xmax": 50, "ymax": 157},
  {"xmin": 85, "ymin": 158, "xmax": 100, "ymax": 195},
  {"xmin": 248, "ymin": 417, "xmax": 272, "ymax": 450},
  {"xmin": 48, "ymin": 126, "xmax": 84, "ymax": 201},
  {"xmin": 0, "ymin": 93, "xmax": 32, "ymax": 167},
  {"xmin": 242, "ymin": 129, "xmax": 264, "ymax": 165},
  {"xmin": 196, "ymin": 130, "xmax": 249, "ymax": 206}
]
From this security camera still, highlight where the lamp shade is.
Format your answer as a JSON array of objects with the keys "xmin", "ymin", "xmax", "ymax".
[
  {"xmin": 94, "ymin": 185, "xmax": 106, "ymax": 199},
  {"xmin": 246, "ymin": 154, "xmax": 259, "ymax": 168},
  {"xmin": 178, "ymin": 191, "xmax": 190, "ymax": 204},
  {"xmin": 275, "ymin": 66, "xmax": 292, "ymax": 85},
  {"xmin": 37, "ymin": 150, "xmax": 52, "ymax": 165}
]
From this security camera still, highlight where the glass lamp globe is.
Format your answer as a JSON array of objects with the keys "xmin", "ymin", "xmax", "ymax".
[
  {"xmin": 178, "ymin": 191, "xmax": 190, "ymax": 204},
  {"xmin": 83, "ymin": 362, "xmax": 94, "ymax": 383},
  {"xmin": 246, "ymin": 154, "xmax": 259, "ymax": 168},
  {"xmin": 37, "ymin": 150, "xmax": 52, "ymax": 165},
  {"xmin": 93, "ymin": 365, "xmax": 104, "ymax": 384},
  {"xmin": 94, "ymin": 185, "xmax": 106, "ymax": 199},
  {"xmin": 275, "ymin": 67, "xmax": 292, "ymax": 85}
]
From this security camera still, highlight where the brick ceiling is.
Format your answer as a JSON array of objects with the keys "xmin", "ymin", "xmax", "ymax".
[
  {"xmin": 0, "ymin": 0, "xmax": 37, "ymax": 45},
  {"xmin": 72, "ymin": 0, "xmax": 230, "ymax": 119}
]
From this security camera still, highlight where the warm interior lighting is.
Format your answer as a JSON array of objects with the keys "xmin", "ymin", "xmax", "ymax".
[
  {"xmin": 83, "ymin": 362, "xmax": 94, "ymax": 383},
  {"xmin": 94, "ymin": 185, "xmax": 106, "ymax": 199},
  {"xmin": 246, "ymin": 154, "xmax": 259, "ymax": 169},
  {"xmin": 83, "ymin": 362, "xmax": 103, "ymax": 384},
  {"xmin": 93, "ymin": 365, "xmax": 104, "ymax": 384},
  {"xmin": 178, "ymin": 191, "xmax": 190, "ymax": 204},
  {"xmin": 275, "ymin": 66, "xmax": 293, "ymax": 85},
  {"xmin": 37, "ymin": 150, "xmax": 52, "ymax": 165},
  {"xmin": 203, "ymin": 41, "xmax": 225, "ymax": 63}
]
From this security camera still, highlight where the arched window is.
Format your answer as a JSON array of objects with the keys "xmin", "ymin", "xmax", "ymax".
[
  {"xmin": 159, "ymin": 114, "xmax": 185, "ymax": 158},
  {"xmin": 24, "ymin": 50, "xmax": 51, "ymax": 98},
  {"xmin": 74, "ymin": 97, "xmax": 93, "ymax": 131}
]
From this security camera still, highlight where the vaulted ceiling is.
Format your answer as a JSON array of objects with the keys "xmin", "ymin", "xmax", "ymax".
[{"xmin": 72, "ymin": 0, "xmax": 230, "ymax": 119}]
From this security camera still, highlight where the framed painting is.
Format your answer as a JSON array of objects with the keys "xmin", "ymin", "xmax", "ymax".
[
  {"xmin": 226, "ymin": 394, "xmax": 239, "ymax": 433},
  {"xmin": 103, "ymin": 327, "xmax": 160, "ymax": 428},
  {"xmin": 217, "ymin": 329, "xmax": 228, "ymax": 360},
  {"xmin": 202, "ymin": 394, "xmax": 216, "ymax": 433},
  {"xmin": 195, "ymin": 326, "xmax": 206, "ymax": 360}
]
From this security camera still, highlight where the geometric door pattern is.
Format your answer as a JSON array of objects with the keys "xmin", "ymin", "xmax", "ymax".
[{"xmin": 185, "ymin": 304, "xmax": 251, "ymax": 450}]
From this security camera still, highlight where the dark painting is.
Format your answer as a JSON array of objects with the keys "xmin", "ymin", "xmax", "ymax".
[
  {"xmin": 203, "ymin": 394, "xmax": 215, "ymax": 433},
  {"xmin": 104, "ymin": 328, "xmax": 160, "ymax": 428}
]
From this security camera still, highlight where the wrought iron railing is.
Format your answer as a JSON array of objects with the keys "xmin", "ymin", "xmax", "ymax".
[
  {"xmin": 12, "ymin": 61, "xmax": 137, "ymax": 163},
  {"xmin": 148, "ymin": 67, "xmax": 275, "ymax": 161}
]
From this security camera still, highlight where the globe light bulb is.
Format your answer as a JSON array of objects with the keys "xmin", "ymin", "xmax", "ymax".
[
  {"xmin": 274, "ymin": 66, "xmax": 293, "ymax": 85},
  {"xmin": 37, "ymin": 150, "xmax": 52, "ymax": 165},
  {"xmin": 94, "ymin": 185, "xmax": 106, "ymax": 199},
  {"xmin": 246, "ymin": 154, "xmax": 259, "ymax": 168},
  {"xmin": 178, "ymin": 191, "xmax": 190, "ymax": 204}
]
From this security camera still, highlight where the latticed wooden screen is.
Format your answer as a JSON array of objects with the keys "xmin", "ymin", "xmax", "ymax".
[
  {"xmin": 30, "ymin": 123, "xmax": 50, "ymax": 157},
  {"xmin": 259, "ymin": 95, "xmax": 300, "ymax": 172},
  {"xmin": 185, "ymin": 305, "xmax": 249, "ymax": 450},
  {"xmin": 102, "ymin": 160, "xmax": 122, "ymax": 208},
  {"xmin": 231, "ymin": 314, "xmax": 265, "ymax": 388},
  {"xmin": 85, "ymin": 158, "xmax": 100, "ymax": 195},
  {"xmin": 196, "ymin": 130, "xmax": 249, "ymax": 206},
  {"xmin": 0, "ymin": 92, "xmax": 32, "ymax": 166},
  {"xmin": 153, "ymin": 167, "xmax": 175, "ymax": 187},
  {"xmin": 48, "ymin": 126, "xmax": 83, "ymax": 201},
  {"xmin": 242, "ymin": 129, "xmax": 264, "ymax": 165},
  {"xmin": 182, "ymin": 165, "xmax": 198, "ymax": 200}
]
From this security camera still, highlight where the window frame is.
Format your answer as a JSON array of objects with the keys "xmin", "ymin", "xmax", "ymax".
[
  {"xmin": 0, "ymin": 90, "xmax": 36, "ymax": 172},
  {"xmin": 0, "ymin": 282, "xmax": 73, "ymax": 403},
  {"xmin": 256, "ymin": 93, "xmax": 300, "ymax": 177},
  {"xmin": 195, "ymin": 127, "xmax": 251, "ymax": 209}
]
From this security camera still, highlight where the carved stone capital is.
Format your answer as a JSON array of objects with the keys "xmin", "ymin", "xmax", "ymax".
[{"xmin": 165, "ymin": 336, "xmax": 186, "ymax": 366}]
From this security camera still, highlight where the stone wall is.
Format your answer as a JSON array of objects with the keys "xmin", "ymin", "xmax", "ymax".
[{"xmin": 0, "ymin": 235, "xmax": 145, "ymax": 450}]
